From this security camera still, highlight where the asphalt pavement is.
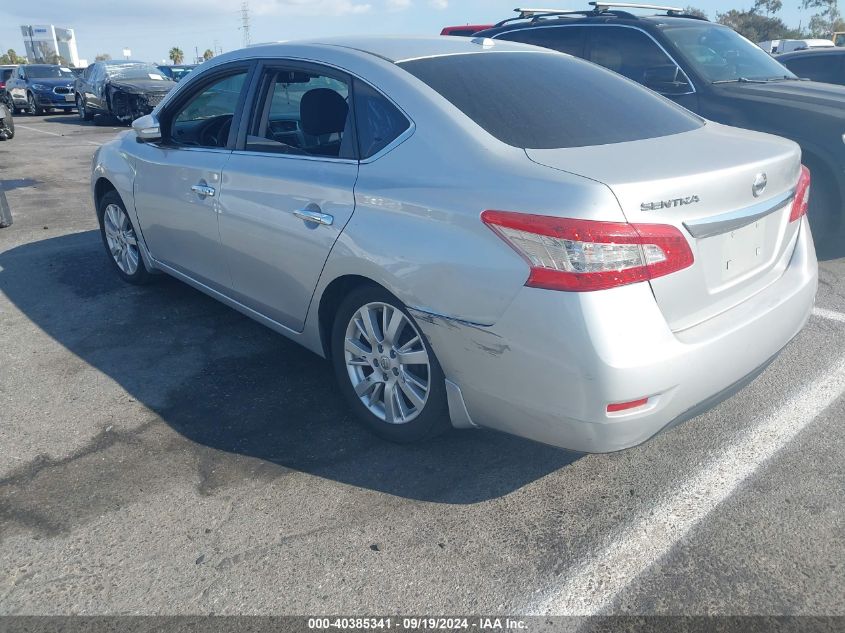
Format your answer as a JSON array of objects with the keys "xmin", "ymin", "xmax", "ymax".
[{"xmin": 0, "ymin": 114, "xmax": 843, "ymax": 617}]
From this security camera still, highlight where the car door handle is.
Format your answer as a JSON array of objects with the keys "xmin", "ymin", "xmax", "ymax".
[
  {"xmin": 191, "ymin": 184, "xmax": 216, "ymax": 198},
  {"xmin": 294, "ymin": 208, "xmax": 334, "ymax": 226}
]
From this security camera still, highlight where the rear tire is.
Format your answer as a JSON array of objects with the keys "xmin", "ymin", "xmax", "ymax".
[
  {"xmin": 331, "ymin": 285, "xmax": 450, "ymax": 443},
  {"xmin": 96, "ymin": 190, "xmax": 152, "ymax": 285}
]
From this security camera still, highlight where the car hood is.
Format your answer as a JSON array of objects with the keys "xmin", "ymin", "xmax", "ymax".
[
  {"xmin": 29, "ymin": 77, "xmax": 74, "ymax": 88},
  {"xmin": 713, "ymin": 79, "xmax": 845, "ymax": 117},
  {"xmin": 109, "ymin": 79, "xmax": 175, "ymax": 93}
]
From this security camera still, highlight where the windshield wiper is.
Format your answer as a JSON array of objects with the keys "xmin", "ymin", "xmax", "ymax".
[{"xmin": 712, "ymin": 77, "xmax": 769, "ymax": 84}]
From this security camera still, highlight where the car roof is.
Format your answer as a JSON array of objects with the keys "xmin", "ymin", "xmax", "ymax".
[
  {"xmin": 779, "ymin": 48, "xmax": 845, "ymax": 60},
  {"xmin": 232, "ymin": 35, "xmax": 543, "ymax": 64},
  {"xmin": 477, "ymin": 13, "xmax": 713, "ymax": 38}
]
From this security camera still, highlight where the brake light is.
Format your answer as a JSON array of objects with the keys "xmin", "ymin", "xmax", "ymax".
[
  {"xmin": 481, "ymin": 211, "xmax": 694, "ymax": 292},
  {"xmin": 789, "ymin": 165, "xmax": 811, "ymax": 223}
]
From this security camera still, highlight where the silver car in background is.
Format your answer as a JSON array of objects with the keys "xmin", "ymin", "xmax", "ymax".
[{"xmin": 91, "ymin": 36, "xmax": 817, "ymax": 452}]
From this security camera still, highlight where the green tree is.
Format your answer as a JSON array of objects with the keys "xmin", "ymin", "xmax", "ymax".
[
  {"xmin": 717, "ymin": 8, "xmax": 803, "ymax": 41},
  {"xmin": 45, "ymin": 52, "xmax": 68, "ymax": 65},
  {"xmin": 95, "ymin": 53, "xmax": 111, "ymax": 61},
  {"xmin": 683, "ymin": 6, "xmax": 708, "ymax": 18},
  {"xmin": 753, "ymin": 0, "xmax": 783, "ymax": 16},
  {"xmin": 0, "ymin": 48, "xmax": 26, "ymax": 64},
  {"xmin": 169, "ymin": 47, "xmax": 184, "ymax": 64},
  {"xmin": 202, "ymin": 49, "xmax": 214, "ymax": 61},
  {"xmin": 802, "ymin": 0, "xmax": 840, "ymax": 37}
]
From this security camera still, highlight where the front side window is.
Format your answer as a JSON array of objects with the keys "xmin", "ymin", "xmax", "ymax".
[
  {"xmin": 662, "ymin": 24, "xmax": 796, "ymax": 82},
  {"xmin": 398, "ymin": 51, "xmax": 702, "ymax": 149},
  {"xmin": 170, "ymin": 71, "xmax": 248, "ymax": 148},
  {"xmin": 246, "ymin": 69, "xmax": 353, "ymax": 158},
  {"xmin": 588, "ymin": 28, "xmax": 678, "ymax": 83},
  {"xmin": 354, "ymin": 81, "xmax": 410, "ymax": 159}
]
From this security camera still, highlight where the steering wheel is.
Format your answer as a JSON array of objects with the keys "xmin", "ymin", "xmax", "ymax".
[{"xmin": 197, "ymin": 115, "xmax": 232, "ymax": 148}]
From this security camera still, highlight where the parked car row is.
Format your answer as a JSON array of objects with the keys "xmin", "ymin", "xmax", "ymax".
[
  {"xmin": 0, "ymin": 61, "xmax": 184, "ymax": 124},
  {"xmin": 442, "ymin": 4, "xmax": 845, "ymax": 239}
]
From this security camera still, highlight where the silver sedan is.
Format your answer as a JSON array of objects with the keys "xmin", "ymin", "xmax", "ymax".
[{"xmin": 91, "ymin": 36, "xmax": 817, "ymax": 452}]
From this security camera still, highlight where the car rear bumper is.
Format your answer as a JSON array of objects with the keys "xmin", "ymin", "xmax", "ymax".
[{"xmin": 417, "ymin": 218, "xmax": 818, "ymax": 453}]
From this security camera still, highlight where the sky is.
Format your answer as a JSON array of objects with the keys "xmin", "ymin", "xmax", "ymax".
[{"xmin": 0, "ymin": 0, "xmax": 817, "ymax": 66}]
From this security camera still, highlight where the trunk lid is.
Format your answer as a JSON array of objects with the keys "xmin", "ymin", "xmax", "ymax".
[{"xmin": 526, "ymin": 122, "xmax": 802, "ymax": 331}]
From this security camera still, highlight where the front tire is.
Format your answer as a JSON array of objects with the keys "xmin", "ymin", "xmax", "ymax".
[
  {"xmin": 77, "ymin": 95, "xmax": 93, "ymax": 121},
  {"xmin": 331, "ymin": 286, "xmax": 450, "ymax": 443},
  {"xmin": 97, "ymin": 190, "xmax": 151, "ymax": 284},
  {"xmin": 26, "ymin": 93, "xmax": 42, "ymax": 116}
]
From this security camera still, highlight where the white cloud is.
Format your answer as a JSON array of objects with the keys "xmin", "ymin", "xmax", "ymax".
[
  {"xmin": 428, "ymin": 0, "xmax": 448, "ymax": 8},
  {"xmin": 386, "ymin": 0, "xmax": 413, "ymax": 10}
]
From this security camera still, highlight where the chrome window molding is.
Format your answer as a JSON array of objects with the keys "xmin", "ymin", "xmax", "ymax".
[
  {"xmin": 491, "ymin": 23, "xmax": 697, "ymax": 95},
  {"xmin": 683, "ymin": 188, "xmax": 795, "ymax": 239}
]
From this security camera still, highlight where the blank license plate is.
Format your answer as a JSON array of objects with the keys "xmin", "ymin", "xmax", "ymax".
[
  {"xmin": 719, "ymin": 219, "xmax": 766, "ymax": 281},
  {"xmin": 64, "ymin": 95, "xmax": 74, "ymax": 102}
]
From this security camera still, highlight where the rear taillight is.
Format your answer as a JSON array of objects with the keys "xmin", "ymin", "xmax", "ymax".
[
  {"xmin": 481, "ymin": 211, "xmax": 694, "ymax": 292},
  {"xmin": 789, "ymin": 165, "xmax": 811, "ymax": 223}
]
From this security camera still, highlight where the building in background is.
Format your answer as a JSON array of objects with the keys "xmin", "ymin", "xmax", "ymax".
[{"xmin": 20, "ymin": 25, "xmax": 81, "ymax": 67}]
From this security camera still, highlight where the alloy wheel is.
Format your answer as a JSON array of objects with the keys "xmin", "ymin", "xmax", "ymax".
[
  {"xmin": 27, "ymin": 94, "xmax": 37, "ymax": 115},
  {"xmin": 103, "ymin": 203, "xmax": 140, "ymax": 275},
  {"xmin": 343, "ymin": 302, "xmax": 431, "ymax": 425},
  {"xmin": 77, "ymin": 97, "xmax": 85, "ymax": 120}
]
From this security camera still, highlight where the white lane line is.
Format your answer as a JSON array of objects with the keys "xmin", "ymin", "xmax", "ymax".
[
  {"xmin": 531, "ymin": 355, "xmax": 845, "ymax": 616},
  {"xmin": 813, "ymin": 307, "xmax": 845, "ymax": 323},
  {"xmin": 15, "ymin": 124, "xmax": 102, "ymax": 146}
]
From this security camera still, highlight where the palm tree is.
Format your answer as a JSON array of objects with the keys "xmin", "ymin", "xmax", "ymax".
[
  {"xmin": 169, "ymin": 47, "xmax": 184, "ymax": 65},
  {"xmin": 202, "ymin": 49, "xmax": 214, "ymax": 61}
]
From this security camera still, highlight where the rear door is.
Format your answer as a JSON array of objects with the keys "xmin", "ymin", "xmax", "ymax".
[
  {"xmin": 216, "ymin": 61, "xmax": 359, "ymax": 332},
  {"xmin": 527, "ymin": 124, "xmax": 802, "ymax": 331}
]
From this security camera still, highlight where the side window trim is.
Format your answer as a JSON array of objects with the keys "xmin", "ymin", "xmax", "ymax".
[
  {"xmin": 233, "ymin": 58, "xmax": 360, "ymax": 162},
  {"xmin": 491, "ymin": 24, "xmax": 586, "ymax": 57},
  {"xmin": 493, "ymin": 23, "xmax": 696, "ymax": 95},
  {"xmin": 157, "ymin": 60, "xmax": 256, "ymax": 150}
]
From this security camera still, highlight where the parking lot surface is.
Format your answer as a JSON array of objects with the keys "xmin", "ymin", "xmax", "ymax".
[{"xmin": 1, "ymin": 115, "xmax": 844, "ymax": 615}]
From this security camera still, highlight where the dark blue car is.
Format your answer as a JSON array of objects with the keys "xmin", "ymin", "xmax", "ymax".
[{"xmin": 5, "ymin": 64, "xmax": 77, "ymax": 115}]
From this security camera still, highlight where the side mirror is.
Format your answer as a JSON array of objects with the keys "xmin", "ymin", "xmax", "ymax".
[
  {"xmin": 643, "ymin": 65, "xmax": 693, "ymax": 95},
  {"xmin": 133, "ymin": 114, "xmax": 161, "ymax": 142}
]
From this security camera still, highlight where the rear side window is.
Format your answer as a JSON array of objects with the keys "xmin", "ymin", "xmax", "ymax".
[
  {"xmin": 398, "ymin": 51, "xmax": 702, "ymax": 149},
  {"xmin": 496, "ymin": 26, "xmax": 585, "ymax": 56},
  {"xmin": 354, "ymin": 80, "xmax": 410, "ymax": 159}
]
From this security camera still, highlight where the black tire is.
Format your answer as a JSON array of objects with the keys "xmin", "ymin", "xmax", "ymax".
[
  {"xmin": 26, "ymin": 93, "xmax": 42, "ymax": 116},
  {"xmin": 96, "ymin": 190, "xmax": 152, "ymax": 285},
  {"xmin": 331, "ymin": 285, "xmax": 450, "ymax": 443},
  {"xmin": 0, "ymin": 106, "xmax": 14, "ymax": 141},
  {"xmin": 77, "ymin": 95, "xmax": 93, "ymax": 121},
  {"xmin": 805, "ymin": 160, "xmax": 840, "ymax": 243}
]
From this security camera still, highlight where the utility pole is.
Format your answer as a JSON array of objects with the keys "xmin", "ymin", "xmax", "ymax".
[{"xmin": 240, "ymin": 2, "xmax": 251, "ymax": 48}]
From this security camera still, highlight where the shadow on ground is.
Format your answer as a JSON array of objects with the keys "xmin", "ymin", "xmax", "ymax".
[{"xmin": 0, "ymin": 231, "xmax": 579, "ymax": 506}]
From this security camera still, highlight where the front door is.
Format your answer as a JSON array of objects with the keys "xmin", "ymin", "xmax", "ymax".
[
  {"xmin": 217, "ymin": 63, "xmax": 359, "ymax": 331},
  {"xmin": 132, "ymin": 67, "xmax": 250, "ymax": 292}
]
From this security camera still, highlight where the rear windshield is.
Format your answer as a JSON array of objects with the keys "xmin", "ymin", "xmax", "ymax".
[{"xmin": 398, "ymin": 51, "xmax": 703, "ymax": 149}]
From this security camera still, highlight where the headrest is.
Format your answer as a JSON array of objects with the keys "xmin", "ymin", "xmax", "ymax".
[{"xmin": 300, "ymin": 88, "xmax": 348, "ymax": 136}]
